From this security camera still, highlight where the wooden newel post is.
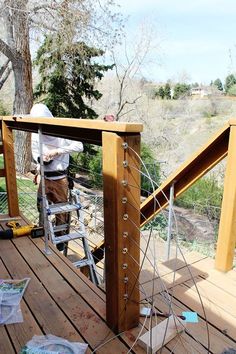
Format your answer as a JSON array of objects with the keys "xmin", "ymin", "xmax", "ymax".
[
  {"xmin": 215, "ymin": 125, "xmax": 236, "ymax": 272},
  {"xmin": 2, "ymin": 122, "xmax": 19, "ymax": 216},
  {"xmin": 102, "ymin": 131, "xmax": 141, "ymax": 333}
]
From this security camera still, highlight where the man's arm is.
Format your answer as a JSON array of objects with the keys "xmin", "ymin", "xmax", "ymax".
[{"xmin": 44, "ymin": 139, "xmax": 83, "ymax": 160}]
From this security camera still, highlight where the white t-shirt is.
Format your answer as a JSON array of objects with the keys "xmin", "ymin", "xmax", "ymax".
[{"xmin": 31, "ymin": 133, "xmax": 83, "ymax": 180}]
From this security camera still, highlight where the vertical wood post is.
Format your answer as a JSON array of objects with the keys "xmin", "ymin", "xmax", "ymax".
[
  {"xmin": 2, "ymin": 122, "xmax": 19, "ymax": 216},
  {"xmin": 215, "ymin": 125, "xmax": 236, "ymax": 271},
  {"xmin": 102, "ymin": 131, "xmax": 140, "ymax": 333}
]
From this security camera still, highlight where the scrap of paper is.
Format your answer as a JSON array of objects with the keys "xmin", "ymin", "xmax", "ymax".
[{"xmin": 182, "ymin": 311, "xmax": 199, "ymax": 323}]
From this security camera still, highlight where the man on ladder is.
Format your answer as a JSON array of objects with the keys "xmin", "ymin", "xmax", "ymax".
[
  {"xmin": 30, "ymin": 103, "xmax": 83, "ymax": 251},
  {"xmin": 31, "ymin": 103, "xmax": 99, "ymax": 285}
]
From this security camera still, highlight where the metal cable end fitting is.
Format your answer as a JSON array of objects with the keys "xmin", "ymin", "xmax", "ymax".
[{"xmin": 124, "ymin": 276, "xmax": 129, "ymax": 283}]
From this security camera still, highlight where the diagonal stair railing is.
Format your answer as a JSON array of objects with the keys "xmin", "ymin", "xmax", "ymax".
[{"xmin": 141, "ymin": 119, "xmax": 236, "ymax": 272}]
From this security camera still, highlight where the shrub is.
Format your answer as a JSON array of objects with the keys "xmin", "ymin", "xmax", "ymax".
[
  {"xmin": 88, "ymin": 148, "xmax": 103, "ymax": 188},
  {"xmin": 85, "ymin": 142, "xmax": 161, "ymax": 193},
  {"xmin": 142, "ymin": 213, "xmax": 168, "ymax": 236},
  {"xmin": 227, "ymin": 84, "xmax": 236, "ymax": 96},
  {"xmin": 175, "ymin": 176, "xmax": 223, "ymax": 221},
  {"xmin": 140, "ymin": 143, "xmax": 161, "ymax": 196},
  {"xmin": 0, "ymin": 100, "xmax": 9, "ymax": 115}
]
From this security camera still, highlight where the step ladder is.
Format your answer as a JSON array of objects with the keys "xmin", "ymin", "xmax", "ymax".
[{"xmin": 45, "ymin": 189, "xmax": 100, "ymax": 286}]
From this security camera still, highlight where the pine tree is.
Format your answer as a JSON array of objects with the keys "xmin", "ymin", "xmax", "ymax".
[
  {"xmin": 164, "ymin": 83, "xmax": 171, "ymax": 99},
  {"xmin": 34, "ymin": 35, "xmax": 114, "ymax": 119},
  {"xmin": 224, "ymin": 74, "xmax": 236, "ymax": 94},
  {"xmin": 213, "ymin": 78, "xmax": 223, "ymax": 91}
]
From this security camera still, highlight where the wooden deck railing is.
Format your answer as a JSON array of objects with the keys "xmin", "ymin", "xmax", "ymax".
[
  {"xmin": 0, "ymin": 115, "xmax": 236, "ymax": 334},
  {"xmin": 140, "ymin": 119, "xmax": 236, "ymax": 273},
  {"xmin": 0, "ymin": 115, "xmax": 143, "ymax": 334}
]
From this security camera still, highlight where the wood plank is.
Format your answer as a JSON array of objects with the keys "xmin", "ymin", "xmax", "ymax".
[
  {"xmin": 121, "ymin": 324, "xmax": 171, "ymax": 354},
  {"xmin": 172, "ymin": 282, "xmax": 236, "ymax": 340},
  {"xmin": 1, "ymin": 117, "xmax": 143, "ymax": 147},
  {"xmin": 137, "ymin": 313, "xmax": 209, "ymax": 354},
  {"xmin": 154, "ymin": 293, "xmax": 236, "ymax": 353},
  {"xmin": 225, "ymin": 268, "xmax": 236, "ymax": 282},
  {"xmin": 0, "ymin": 239, "xmax": 86, "ymax": 345},
  {"xmin": 48, "ymin": 243, "xmax": 209, "ymax": 353},
  {"xmin": 0, "ymin": 327, "xmax": 15, "ymax": 354},
  {"xmin": 36, "ymin": 239, "xmax": 168, "ymax": 354},
  {"xmin": 215, "ymin": 125, "xmax": 236, "ymax": 271},
  {"xmin": 102, "ymin": 132, "xmax": 141, "ymax": 332},
  {"xmin": 188, "ymin": 257, "xmax": 236, "ymax": 297},
  {"xmin": 1, "ymin": 121, "xmax": 19, "ymax": 216},
  {"xmin": 1, "ymin": 116, "xmax": 143, "ymax": 133},
  {"xmin": 138, "ymin": 315, "xmax": 185, "ymax": 353},
  {"xmin": 139, "ymin": 250, "xmax": 207, "ymax": 285},
  {"xmin": 33, "ymin": 238, "xmax": 106, "ymax": 313},
  {"xmin": 0, "ymin": 258, "xmax": 43, "ymax": 353},
  {"xmin": 140, "ymin": 262, "xmax": 206, "ymax": 301},
  {"xmin": 183, "ymin": 276, "xmax": 236, "ymax": 318},
  {"xmin": 13, "ymin": 236, "xmax": 130, "ymax": 353}
]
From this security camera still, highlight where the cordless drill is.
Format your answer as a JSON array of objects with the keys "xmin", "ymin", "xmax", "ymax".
[{"xmin": 0, "ymin": 221, "xmax": 44, "ymax": 239}]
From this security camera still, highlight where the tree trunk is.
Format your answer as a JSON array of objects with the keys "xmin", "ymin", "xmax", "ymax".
[{"xmin": 9, "ymin": 0, "xmax": 33, "ymax": 173}]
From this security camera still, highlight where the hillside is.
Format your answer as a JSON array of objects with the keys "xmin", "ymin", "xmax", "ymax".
[{"xmin": 95, "ymin": 76, "xmax": 236, "ymax": 179}]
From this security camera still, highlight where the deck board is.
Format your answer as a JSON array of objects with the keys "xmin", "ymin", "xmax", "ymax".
[
  {"xmin": 0, "ymin": 327, "xmax": 15, "ymax": 354},
  {"xmin": 0, "ymin": 228, "xmax": 235, "ymax": 353},
  {"xmin": 154, "ymin": 293, "xmax": 236, "ymax": 353}
]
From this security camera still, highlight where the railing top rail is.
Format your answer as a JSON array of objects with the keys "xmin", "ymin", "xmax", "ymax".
[
  {"xmin": 140, "ymin": 120, "xmax": 231, "ymax": 225},
  {"xmin": 0, "ymin": 116, "xmax": 143, "ymax": 145},
  {"xmin": 229, "ymin": 118, "xmax": 236, "ymax": 126}
]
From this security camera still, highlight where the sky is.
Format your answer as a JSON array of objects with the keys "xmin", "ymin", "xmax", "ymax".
[{"xmin": 114, "ymin": 0, "xmax": 236, "ymax": 84}]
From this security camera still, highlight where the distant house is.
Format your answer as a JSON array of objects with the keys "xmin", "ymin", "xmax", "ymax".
[{"xmin": 190, "ymin": 85, "xmax": 222, "ymax": 98}]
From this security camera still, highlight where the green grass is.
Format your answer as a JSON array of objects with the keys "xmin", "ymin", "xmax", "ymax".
[
  {"xmin": 0, "ymin": 177, "xmax": 37, "ymax": 192},
  {"xmin": 0, "ymin": 155, "xmax": 4, "ymax": 169},
  {"xmin": 0, "ymin": 177, "xmax": 38, "ymax": 222}
]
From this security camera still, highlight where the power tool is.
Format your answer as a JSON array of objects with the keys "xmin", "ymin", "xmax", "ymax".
[{"xmin": 0, "ymin": 221, "xmax": 44, "ymax": 240}]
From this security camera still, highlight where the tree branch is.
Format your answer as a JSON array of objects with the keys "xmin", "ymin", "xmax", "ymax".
[
  {"xmin": 0, "ymin": 38, "xmax": 16, "ymax": 62},
  {"xmin": 0, "ymin": 58, "xmax": 10, "ymax": 78},
  {"xmin": 0, "ymin": 67, "xmax": 12, "ymax": 89},
  {"xmin": 117, "ymin": 95, "xmax": 141, "ymax": 118}
]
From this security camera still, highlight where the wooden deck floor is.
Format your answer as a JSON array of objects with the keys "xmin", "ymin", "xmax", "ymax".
[{"xmin": 0, "ymin": 221, "xmax": 236, "ymax": 353}]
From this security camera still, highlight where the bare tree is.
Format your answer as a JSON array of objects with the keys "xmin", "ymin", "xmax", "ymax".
[
  {"xmin": 0, "ymin": 0, "xmax": 123, "ymax": 172},
  {"xmin": 110, "ymin": 22, "xmax": 160, "ymax": 120}
]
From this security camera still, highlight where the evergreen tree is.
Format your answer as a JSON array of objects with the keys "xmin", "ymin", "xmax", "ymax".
[
  {"xmin": 224, "ymin": 74, "xmax": 236, "ymax": 94},
  {"xmin": 34, "ymin": 35, "xmax": 114, "ymax": 119},
  {"xmin": 156, "ymin": 86, "xmax": 165, "ymax": 99},
  {"xmin": 173, "ymin": 83, "xmax": 191, "ymax": 99},
  {"xmin": 213, "ymin": 78, "xmax": 223, "ymax": 91},
  {"xmin": 164, "ymin": 83, "xmax": 171, "ymax": 99}
]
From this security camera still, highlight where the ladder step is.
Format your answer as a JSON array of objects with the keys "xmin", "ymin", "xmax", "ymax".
[
  {"xmin": 47, "ymin": 202, "xmax": 81, "ymax": 215},
  {"xmin": 73, "ymin": 259, "xmax": 93, "ymax": 268},
  {"xmin": 52, "ymin": 232, "xmax": 85, "ymax": 244},
  {"xmin": 53, "ymin": 224, "xmax": 69, "ymax": 232}
]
